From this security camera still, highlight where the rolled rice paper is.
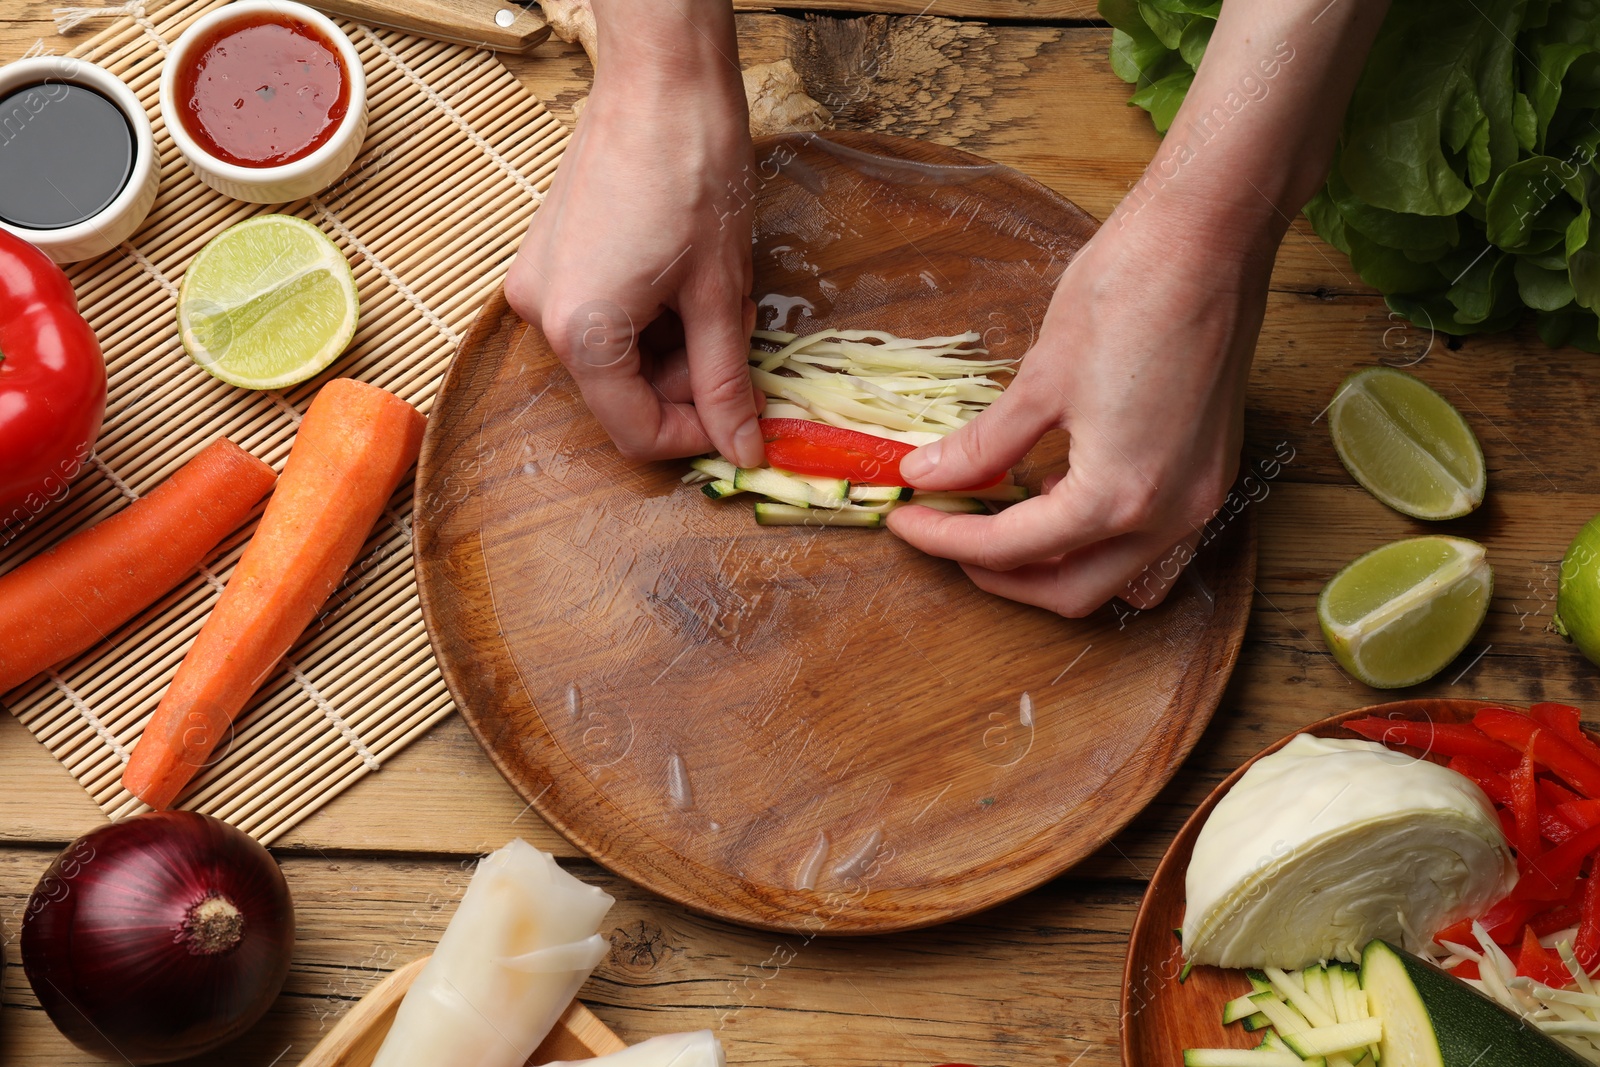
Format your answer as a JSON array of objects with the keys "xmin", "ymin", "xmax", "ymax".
[{"xmin": 372, "ymin": 839, "xmax": 616, "ymax": 1067}]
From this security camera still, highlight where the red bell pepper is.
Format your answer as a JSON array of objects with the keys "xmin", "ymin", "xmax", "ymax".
[
  {"xmin": 1531, "ymin": 903, "xmax": 1584, "ymax": 937},
  {"xmin": 1561, "ymin": 800, "xmax": 1600, "ymax": 831},
  {"xmin": 1450, "ymin": 959, "xmax": 1482, "ymax": 980},
  {"xmin": 1498, "ymin": 807, "xmax": 1518, "ymax": 846},
  {"xmin": 0, "ymin": 230, "xmax": 105, "ymax": 541},
  {"xmin": 1514, "ymin": 822, "xmax": 1600, "ymax": 902},
  {"xmin": 1578, "ymin": 874, "xmax": 1600, "ymax": 973},
  {"xmin": 1434, "ymin": 916, "xmax": 1476, "ymax": 947},
  {"xmin": 1544, "ymin": 812, "xmax": 1580, "ymax": 844},
  {"xmin": 1449, "ymin": 755, "xmax": 1513, "ymax": 805},
  {"xmin": 1533, "ymin": 702, "xmax": 1600, "ymax": 773},
  {"xmin": 1541, "ymin": 778, "xmax": 1584, "ymax": 809},
  {"xmin": 1511, "ymin": 747, "xmax": 1544, "ymax": 860},
  {"xmin": 758, "ymin": 418, "xmax": 1003, "ymax": 489},
  {"xmin": 1475, "ymin": 708, "xmax": 1600, "ymax": 798},
  {"xmin": 1518, "ymin": 926, "xmax": 1574, "ymax": 987},
  {"xmin": 1480, "ymin": 895, "xmax": 1540, "ymax": 943},
  {"xmin": 1345, "ymin": 716, "xmax": 1521, "ymax": 770}
]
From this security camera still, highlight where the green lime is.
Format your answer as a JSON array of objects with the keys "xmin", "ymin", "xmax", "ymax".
[
  {"xmin": 1555, "ymin": 514, "xmax": 1600, "ymax": 667},
  {"xmin": 178, "ymin": 214, "xmax": 359, "ymax": 390},
  {"xmin": 1318, "ymin": 535, "xmax": 1493, "ymax": 689},
  {"xmin": 1327, "ymin": 367, "xmax": 1486, "ymax": 520}
]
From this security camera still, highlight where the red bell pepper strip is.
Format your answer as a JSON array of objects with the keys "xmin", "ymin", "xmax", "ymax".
[
  {"xmin": 1517, "ymin": 926, "xmax": 1574, "ymax": 987},
  {"xmin": 1543, "ymin": 812, "xmax": 1579, "ymax": 844},
  {"xmin": 1513, "ymin": 821, "xmax": 1600, "ymax": 902},
  {"xmin": 758, "ymin": 418, "xmax": 1004, "ymax": 489},
  {"xmin": 1498, "ymin": 808, "xmax": 1518, "ymax": 847},
  {"xmin": 1531, "ymin": 903, "xmax": 1584, "ymax": 938},
  {"xmin": 1541, "ymin": 778, "xmax": 1584, "ymax": 809},
  {"xmin": 1449, "ymin": 756, "xmax": 1513, "ymax": 805},
  {"xmin": 1475, "ymin": 708, "xmax": 1600, "ymax": 798},
  {"xmin": 1345, "ymin": 716, "xmax": 1521, "ymax": 770},
  {"xmin": 1480, "ymin": 894, "xmax": 1539, "ymax": 943},
  {"xmin": 761, "ymin": 418, "xmax": 911, "ymax": 483},
  {"xmin": 1561, "ymin": 799, "xmax": 1600, "ymax": 831},
  {"xmin": 1450, "ymin": 959, "xmax": 1482, "ymax": 980},
  {"xmin": 1578, "ymin": 874, "xmax": 1600, "ymax": 974},
  {"xmin": 1434, "ymin": 916, "xmax": 1477, "ymax": 947},
  {"xmin": 1532, "ymin": 702, "xmax": 1600, "ymax": 774},
  {"xmin": 1511, "ymin": 747, "xmax": 1543, "ymax": 860}
]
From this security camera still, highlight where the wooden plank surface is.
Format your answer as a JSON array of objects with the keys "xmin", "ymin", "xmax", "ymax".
[{"xmin": 4, "ymin": 7, "xmax": 1598, "ymax": 1067}]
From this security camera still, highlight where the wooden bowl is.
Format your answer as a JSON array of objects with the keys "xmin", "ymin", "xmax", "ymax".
[
  {"xmin": 1119, "ymin": 698, "xmax": 1512, "ymax": 1065},
  {"xmin": 414, "ymin": 131, "xmax": 1258, "ymax": 934},
  {"xmin": 298, "ymin": 955, "xmax": 626, "ymax": 1067}
]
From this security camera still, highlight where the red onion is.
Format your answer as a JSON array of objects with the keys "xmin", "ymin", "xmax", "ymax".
[{"xmin": 22, "ymin": 811, "xmax": 294, "ymax": 1064}]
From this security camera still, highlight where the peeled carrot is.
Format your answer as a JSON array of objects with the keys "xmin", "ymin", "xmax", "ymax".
[
  {"xmin": 122, "ymin": 380, "xmax": 426, "ymax": 810},
  {"xmin": 0, "ymin": 438, "xmax": 277, "ymax": 696}
]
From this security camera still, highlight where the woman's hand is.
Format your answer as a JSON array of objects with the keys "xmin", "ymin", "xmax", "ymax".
[
  {"xmin": 504, "ymin": 0, "xmax": 767, "ymax": 468},
  {"xmin": 886, "ymin": 199, "xmax": 1271, "ymax": 616},
  {"xmin": 888, "ymin": 0, "xmax": 1389, "ymax": 616}
]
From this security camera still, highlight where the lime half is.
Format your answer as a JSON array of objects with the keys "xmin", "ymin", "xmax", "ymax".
[
  {"xmin": 1556, "ymin": 513, "xmax": 1600, "ymax": 668},
  {"xmin": 1318, "ymin": 535, "xmax": 1492, "ymax": 688},
  {"xmin": 1328, "ymin": 367, "xmax": 1486, "ymax": 520},
  {"xmin": 178, "ymin": 214, "xmax": 359, "ymax": 390}
]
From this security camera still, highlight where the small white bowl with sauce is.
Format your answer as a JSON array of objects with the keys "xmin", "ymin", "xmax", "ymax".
[
  {"xmin": 0, "ymin": 57, "xmax": 159, "ymax": 263},
  {"xmin": 160, "ymin": 0, "xmax": 368, "ymax": 205}
]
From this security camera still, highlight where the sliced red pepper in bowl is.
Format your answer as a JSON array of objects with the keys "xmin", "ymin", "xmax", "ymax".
[
  {"xmin": 1511, "ymin": 746, "xmax": 1545, "ymax": 860},
  {"xmin": 1531, "ymin": 902, "xmax": 1583, "ymax": 937},
  {"xmin": 1475, "ymin": 708, "xmax": 1600, "ymax": 798},
  {"xmin": 1560, "ymin": 799, "xmax": 1600, "ymax": 831},
  {"xmin": 1578, "ymin": 874, "xmax": 1600, "ymax": 973},
  {"xmin": 1513, "ymin": 822, "xmax": 1600, "ymax": 902},
  {"xmin": 1541, "ymin": 778, "xmax": 1584, "ymax": 808},
  {"xmin": 1448, "ymin": 755, "xmax": 1513, "ymax": 805},
  {"xmin": 1532, "ymin": 701, "xmax": 1600, "ymax": 773},
  {"xmin": 758, "ymin": 418, "xmax": 1004, "ymax": 490},
  {"xmin": 1480, "ymin": 894, "xmax": 1539, "ymax": 943},
  {"xmin": 1517, "ymin": 926, "xmax": 1574, "ymax": 987},
  {"xmin": 1344, "ymin": 716, "xmax": 1521, "ymax": 770}
]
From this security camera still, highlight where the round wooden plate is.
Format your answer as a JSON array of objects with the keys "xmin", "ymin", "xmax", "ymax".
[
  {"xmin": 1120, "ymin": 698, "xmax": 1514, "ymax": 1065},
  {"xmin": 414, "ymin": 131, "xmax": 1258, "ymax": 934}
]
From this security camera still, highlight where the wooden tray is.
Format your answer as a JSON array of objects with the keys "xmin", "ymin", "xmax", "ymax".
[
  {"xmin": 414, "ymin": 131, "xmax": 1257, "ymax": 934},
  {"xmin": 299, "ymin": 955, "xmax": 626, "ymax": 1067},
  {"xmin": 1120, "ymin": 698, "xmax": 1509, "ymax": 1065}
]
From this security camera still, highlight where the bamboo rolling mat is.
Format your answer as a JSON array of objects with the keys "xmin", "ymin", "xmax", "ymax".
[{"xmin": 0, "ymin": 0, "xmax": 567, "ymax": 842}]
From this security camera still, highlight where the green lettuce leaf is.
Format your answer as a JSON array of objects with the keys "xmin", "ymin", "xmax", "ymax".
[{"xmin": 1104, "ymin": 0, "xmax": 1600, "ymax": 350}]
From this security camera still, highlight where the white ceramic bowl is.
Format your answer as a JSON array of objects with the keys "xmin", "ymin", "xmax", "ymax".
[
  {"xmin": 160, "ymin": 0, "xmax": 367, "ymax": 204},
  {"xmin": 0, "ymin": 57, "xmax": 159, "ymax": 263}
]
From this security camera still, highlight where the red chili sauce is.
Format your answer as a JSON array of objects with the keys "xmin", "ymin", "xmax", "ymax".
[{"xmin": 175, "ymin": 13, "xmax": 349, "ymax": 168}]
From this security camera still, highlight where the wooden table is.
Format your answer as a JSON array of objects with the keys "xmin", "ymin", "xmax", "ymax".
[{"xmin": 3, "ymin": 3, "xmax": 1597, "ymax": 1065}]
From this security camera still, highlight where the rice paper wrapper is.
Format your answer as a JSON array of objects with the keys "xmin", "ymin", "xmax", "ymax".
[{"xmin": 373, "ymin": 838, "xmax": 616, "ymax": 1067}]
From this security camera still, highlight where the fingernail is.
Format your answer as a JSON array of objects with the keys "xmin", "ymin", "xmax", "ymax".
[
  {"xmin": 735, "ymin": 416, "xmax": 765, "ymax": 468},
  {"xmin": 900, "ymin": 440, "xmax": 941, "ymax": 481}
]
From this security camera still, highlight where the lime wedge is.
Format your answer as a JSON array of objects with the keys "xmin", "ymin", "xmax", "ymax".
[
  {"xmin": 178, "ymin": 214, "xmax": 359, "ymax": 390},
  {"xmin": 1318, "ymin": 536, "xmax": 1492, "ymax": 689},
  {"xmin": 1555, "ymin": 513, "xmax": 1600, "ymax": 668},
  {"xmin": 1328, "ymin": 367, "xmax": 1486, "ymax": 520}
]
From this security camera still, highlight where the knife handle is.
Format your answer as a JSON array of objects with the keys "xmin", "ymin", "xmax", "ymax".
[{"xmin": 313, "ymin": 0, "xmax": 552, "ymax": 53}]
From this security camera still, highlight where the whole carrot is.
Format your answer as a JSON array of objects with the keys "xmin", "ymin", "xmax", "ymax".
[
  {"xmin": 123, "ymin": 380, "xmax": 426, "ymax": 810},
  {"xmin": 0, "ymin": 438, "xmax": 276, "ymax": 695}
]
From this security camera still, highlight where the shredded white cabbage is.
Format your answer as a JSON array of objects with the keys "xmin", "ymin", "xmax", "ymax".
[
  {"xmin": 749, "ymin": 329, "xmax": 1014, "ymax": 438},
  {"xmin": 1430, "ymin": 922, "xmax": 1600, "ymax": 1062}
]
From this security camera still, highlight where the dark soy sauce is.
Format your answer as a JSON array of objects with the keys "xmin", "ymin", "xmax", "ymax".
[{"xmin": 0, "ymin": 82, "xmax": 134, "ymax": 230}]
